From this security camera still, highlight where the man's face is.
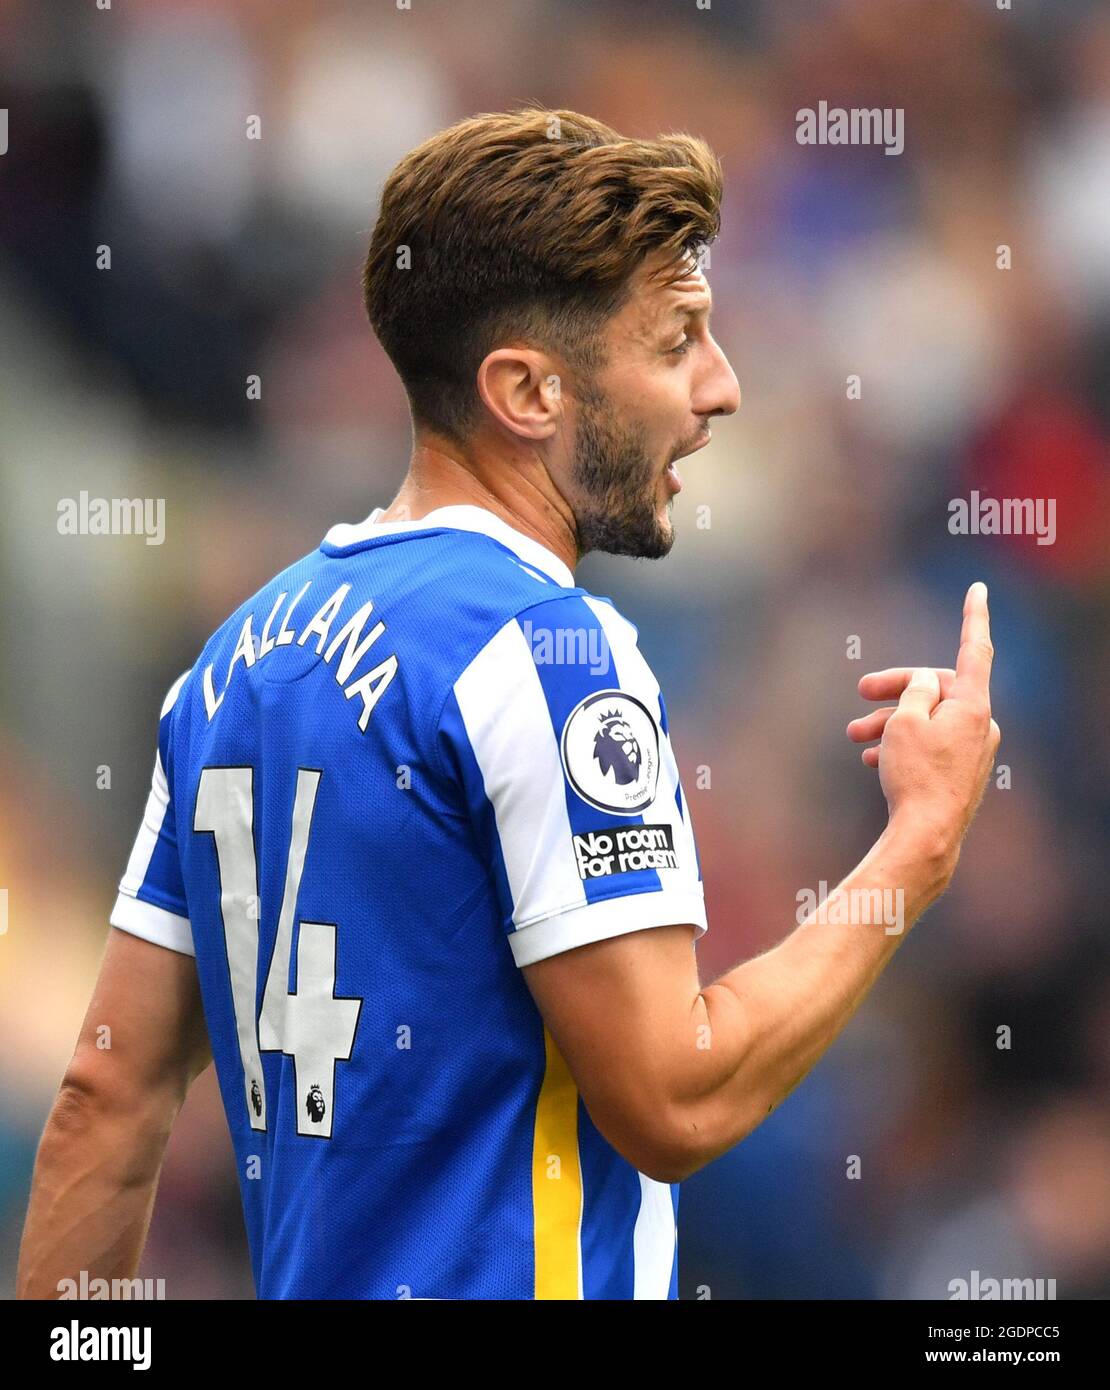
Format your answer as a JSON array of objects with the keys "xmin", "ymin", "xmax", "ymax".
[{"xmin": 566, "ymin": 252, "xmax": 740, "ymax": 559}]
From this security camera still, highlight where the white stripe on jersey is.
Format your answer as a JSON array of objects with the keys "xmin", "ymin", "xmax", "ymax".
[
  {"xmin": 110, "ymin": 890, "xmax": 194, "ymax": 956},
  {"xmin": 160, "ymin": 668, "xmax": 191, "ymax": 717},
  {"xmin": 117, "ymin": 748, "xmax": 172, "ymax": 900},
  {"xmin": 506, "ymin": 891, "xmax": 708, "ymax": 969},
  {"xmin": 454, "ymin": 619, "xmax": 589, "ymax": 930},
  {"xmin": 111, "ymin": 671, "xmax": 194, "ymax": 956},
  {"xmin": 633, "ymin": 1173, "xmax": 678, "ymax": 1299}
]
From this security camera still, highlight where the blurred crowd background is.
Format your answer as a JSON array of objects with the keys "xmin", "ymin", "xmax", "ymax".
[{"xmin": 1, "ymin": 0, "xmax": 1108, "ymax": 1300}]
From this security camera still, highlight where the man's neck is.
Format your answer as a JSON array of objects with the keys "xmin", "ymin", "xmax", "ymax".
[{"xmin": 380, "ymin": 440, "xmax": 580, "ymax": 576}]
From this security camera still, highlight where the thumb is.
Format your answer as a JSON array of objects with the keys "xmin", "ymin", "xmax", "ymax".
[{"xmin": 897, "ymin": 667, "xmax": 941, "ymax": 718}]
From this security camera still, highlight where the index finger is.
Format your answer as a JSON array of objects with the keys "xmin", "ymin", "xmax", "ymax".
[{"xmin": 953, "ymin": 581, "xmax": 994, "ymax": 699}]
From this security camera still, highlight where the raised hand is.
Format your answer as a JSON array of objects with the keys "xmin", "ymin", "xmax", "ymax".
[{"xmin": 848, "ymin": 583, "xmax": 1002, "ymax": 864}]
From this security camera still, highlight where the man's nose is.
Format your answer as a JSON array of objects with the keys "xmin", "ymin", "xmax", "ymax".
[{"xmin": 697, "ymin": 338, "xmax": 741, "ymax": 418}]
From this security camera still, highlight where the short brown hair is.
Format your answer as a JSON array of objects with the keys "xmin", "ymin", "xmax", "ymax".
[{"xmin": 362, "ymin": 107, "xmax": 722, "ymax": 443}]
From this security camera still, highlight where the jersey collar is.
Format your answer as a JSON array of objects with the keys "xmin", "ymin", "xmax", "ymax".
[{"xmin": 322, "ymin": 504, "xmax": 576, "ymax": 588}]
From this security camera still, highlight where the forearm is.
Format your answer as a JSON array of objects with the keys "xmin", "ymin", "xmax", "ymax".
[
  {"xmin": 16, "ymin": 1079, "xmax": 177, "ymax": 1299},
  {"xmin": 675, "ymin": 823, "xmax": 955, "ymax": 1173}
]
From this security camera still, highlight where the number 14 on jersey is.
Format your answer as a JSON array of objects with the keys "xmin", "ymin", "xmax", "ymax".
[{"xmin": 194, "ymin": 766, "xmax": 362, "ymax": 1139}]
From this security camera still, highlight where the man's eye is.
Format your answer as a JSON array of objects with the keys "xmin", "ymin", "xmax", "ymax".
[{"xmin": 668, "ymin": 337, "xmax": 691, "ymax": 356}]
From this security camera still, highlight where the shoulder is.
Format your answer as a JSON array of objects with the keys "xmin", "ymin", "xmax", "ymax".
[
  {"xmin": 442, "ymin": 585, "xmax": 667, "ymax": 806},
  {"xmin": 449, "ymin": 582, "xmax": 647, "ymax": 693},
  {"xmin": 482, "ymin": 587, "xmax": 655, "ymax": 701}
]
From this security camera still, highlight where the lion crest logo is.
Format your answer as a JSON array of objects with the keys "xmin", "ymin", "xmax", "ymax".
[
  {"xmin": 561, "ymin": 689, "xmax": 660, "ymax": 815},
  {"xmin": 593, "ymin": 711, "xmax": 642, "ymax": 787},
  {"xmin": 306, "ymin": 1083, "xmax": 326, "ymax": 1125},
  {"xmin": 250, "ymin": 1079, "xmax": 262, "ymax": 1118}
]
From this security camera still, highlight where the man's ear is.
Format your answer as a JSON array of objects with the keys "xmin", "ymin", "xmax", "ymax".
[{"xmin": 477, "ymin": 348, "xmax": 563, "ymax": 442}]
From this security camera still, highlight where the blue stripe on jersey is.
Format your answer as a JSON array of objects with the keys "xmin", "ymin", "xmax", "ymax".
[
  {"xmin": 134, "ymin": 714, "xmax": 188, "ymax": 917},
  {"xmin": 578, "ymin": 1100, "xmax": 640, "ymax": 1297},
  {"xmin": 437, "ymin": 687, "xmax": 514, "ymax": 924},
  {"xmin": 140, "ymin": 829, "xmax": 188, "ymax": 915},
  {"xmin": 513, "ymin": 596, "xmax": 662, "ymax": 904}
]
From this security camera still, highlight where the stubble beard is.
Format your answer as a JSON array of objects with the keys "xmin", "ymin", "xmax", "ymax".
[{"xmin": 570, "ymin": 385, "xmax": 676, "ymax": 561}]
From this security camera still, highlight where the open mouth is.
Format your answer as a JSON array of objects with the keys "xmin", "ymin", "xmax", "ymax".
[{"xmin": 664, "ymin": 427, "xmax": 712, "ymax": 493}]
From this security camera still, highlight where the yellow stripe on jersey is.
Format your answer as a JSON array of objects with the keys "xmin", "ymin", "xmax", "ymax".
[{"xmin": 532, "ymin": 1026, "xmax": 583, "ymax": 1299}]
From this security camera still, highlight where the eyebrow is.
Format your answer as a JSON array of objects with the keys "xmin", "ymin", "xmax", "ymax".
[{"xmin": 662, "ymin": 295, "xmax": 713, "ymax": 329}]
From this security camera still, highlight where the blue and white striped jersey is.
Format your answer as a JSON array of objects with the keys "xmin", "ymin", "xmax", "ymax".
[{"xmin": 110, "ymin": 504, "xmax": 708, "ymax": 1299}]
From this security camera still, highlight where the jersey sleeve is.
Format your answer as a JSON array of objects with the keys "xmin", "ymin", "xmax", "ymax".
[
  {"xmin": 437, "ymin": 593, "xmax": 707, "ymax": 967},
  {"xmin": 108, "ymin": 671, "xmax": 195, "ymax": 956}
]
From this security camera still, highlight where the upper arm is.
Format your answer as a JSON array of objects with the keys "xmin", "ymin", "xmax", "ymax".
[
  {"xmin": 63, "ymin": 926, "xmax": 211, "ymax": 1107},
  {"xmin": 522, "ymin": 923, "xmax": 707, "ymax": 1178}
]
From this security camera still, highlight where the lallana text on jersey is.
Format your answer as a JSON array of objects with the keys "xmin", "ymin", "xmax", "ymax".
[{"xmin": 202, "ymin": 581, "xmax": 398, "ymax": 732}]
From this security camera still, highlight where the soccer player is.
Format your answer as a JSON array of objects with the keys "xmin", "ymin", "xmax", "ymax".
[{"xmin": 17, "ymin": 109, "xmax": 1000, "ymax": 1300}]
